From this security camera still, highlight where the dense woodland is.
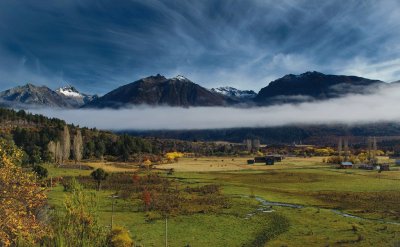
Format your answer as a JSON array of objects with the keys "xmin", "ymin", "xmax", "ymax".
[
  {"xmin": 0, "ymin": 108, "xmax": 244, "ymax": 166},
  {"xmin": 129, "ymin": 123, "xmax": 400, "ymax": 146}
]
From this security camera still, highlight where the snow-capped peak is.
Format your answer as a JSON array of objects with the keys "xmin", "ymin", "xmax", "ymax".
[
  {"xmin": 211, "ymin": 86, "xmax": 256, "ymax": 99},
  {"xmin": 173, "ymin": 75, "xmax": 189, "ymax": 81},
  {"xmin": 56, "ymin": 85, "xmax": 84, "ymax": 98}
]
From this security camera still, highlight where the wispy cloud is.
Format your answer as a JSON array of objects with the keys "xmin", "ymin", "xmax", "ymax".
[
  {"xmin": 0, "ymin": 0, "xmax": 400, "ymax": 92},
  {"xmin": 30, "ymin": 83, "xmax": 400, "ymax": 130}
]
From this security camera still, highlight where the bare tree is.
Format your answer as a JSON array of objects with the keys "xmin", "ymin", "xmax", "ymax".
[
  {"xmin": 73, "ymin": 130, "xmax": 83, "ymax": 165},
  {"xmin": 55, "ymin": 141, "xmax": 62, "ymax": 165},
  {"xmin": 61, "ymin": 125, "xmax": 70, "ymax": 164},
  {"xmin": 47, "ymin": 141, "xmax": 56, "ymax": 163}
]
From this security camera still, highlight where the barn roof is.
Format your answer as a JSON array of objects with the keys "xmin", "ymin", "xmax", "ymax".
[{"xmin": 341, "ymin": 162, "xmax": 353, "ymax": 166}]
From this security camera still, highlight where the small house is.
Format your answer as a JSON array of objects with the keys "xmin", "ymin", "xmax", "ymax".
[{"xmin": 340, "ymin": 162, "xmax": 353, "ymax": 169}]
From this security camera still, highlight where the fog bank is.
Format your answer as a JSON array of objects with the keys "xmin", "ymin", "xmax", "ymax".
[{"xmin": 31, "ymin": 84, "xmax": 400, "ymax": 130}]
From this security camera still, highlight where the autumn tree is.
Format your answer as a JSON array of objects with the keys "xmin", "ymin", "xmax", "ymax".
[
  {"xmin": 73, "ymin": 130, "xmax": 83, "ymax": 165},
  {"xmin": 0, "ymin": 138, "xmax": 48, "ymax": 246},
  {"xmin": 143, "ymin": 159, "xmax": 152, "ymax": 170},
  {"xmin": 142, "ymin": 190, "xmax": 152, "ymax": 211}
]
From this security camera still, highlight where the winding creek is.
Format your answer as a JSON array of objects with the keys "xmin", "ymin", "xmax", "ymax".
[{"xmin": 242, "ymin": 195, "xmax": 400, "ymax": 226}]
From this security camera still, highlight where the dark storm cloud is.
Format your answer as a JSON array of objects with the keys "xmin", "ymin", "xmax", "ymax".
[{"xmin": 0, "ymin": 0, "xmax": 399, "ymax": 93}]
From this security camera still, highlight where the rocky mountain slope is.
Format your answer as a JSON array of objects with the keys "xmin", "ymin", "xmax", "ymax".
[
  {"xmin": 0, "ymin": 84, "xmax": 96, "ymax": 108},
  {"xmin": 210, "ymin": 86, "xmax": 256, "ymax": 101},
  {"xmin": 254, "ymin": 71, "xmax": 383, "ymax": 105},
  {"xmin": 85, "ymin": 75, "xmax": 230, "ymax": 108},
  {"xmin": 56, "ymin": 85, "xmax": 97, "ymax": 107}
]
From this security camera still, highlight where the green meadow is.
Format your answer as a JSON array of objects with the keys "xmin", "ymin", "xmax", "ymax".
[{"xmin": 46, "ymin": 157, "xmax": 400, "ymax": 246}]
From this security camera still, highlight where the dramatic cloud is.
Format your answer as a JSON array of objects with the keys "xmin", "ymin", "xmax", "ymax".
[
  {"xmin": 0, "ymin": 1, "xmax": 400, "ymax": 93},
  {"xmin": 31, "ymin": 83, "xmax": 400, "ymax": 130}
]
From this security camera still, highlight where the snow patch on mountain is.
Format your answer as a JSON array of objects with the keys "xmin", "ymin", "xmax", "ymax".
[
  {"xmin": 56, "ymin": 86, "xmax": 84, "ymax": 98},
  {"xmin": 210, "ymin": 86, "xmax": 256, "ymax": 99},
  {"xmin": 173, "ymin": 75, "xmax": 189, "ymax": 81}
]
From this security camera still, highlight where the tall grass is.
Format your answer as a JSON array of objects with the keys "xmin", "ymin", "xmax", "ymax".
[{"xmin": 243, "ymin": 214, "xmax": 290, "ymax": 247}]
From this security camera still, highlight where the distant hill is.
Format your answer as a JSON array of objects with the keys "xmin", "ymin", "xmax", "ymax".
[
  {"xmin": 0, "ymin": 84, "xmax": 96, "ymax": 108},
  {"xmin": 84, "ymin": 75, "xmax": 230, "ymax": 108},
  {"xmin": 255, "ymin": 71, "xmax": 384, "ymax": 105}
]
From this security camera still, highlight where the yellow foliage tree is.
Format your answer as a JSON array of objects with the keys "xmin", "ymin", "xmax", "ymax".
[
  {"xmin": 142, "ymin": 159, "xmax": 152, "ymax": 171},
  {"xmin": 314, "ymin": 148, "xmax": 331, "ymax": 156},
  {"xmin": 165, "ymin": 152, "xmax": 184, "ymax": 162},
  {"xmin": 143, "ymin": 159, "xmax": 152, "ymax": 166},
  {"xmin": 0, "ymin": 138, "xmax": 47, "ymax": 246}
]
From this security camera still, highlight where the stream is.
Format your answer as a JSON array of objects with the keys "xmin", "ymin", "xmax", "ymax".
[{"xmin": 243, "ymin": 195, "xmax": 400, "ymax": 226}]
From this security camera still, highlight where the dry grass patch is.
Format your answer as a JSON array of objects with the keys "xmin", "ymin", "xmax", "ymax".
[
  {"xmin": 313, "ymin": 191, "xmax": 400, "ymax": 220},
  {"xmin": 157, "ymin": 156, "xmax": 327, "ymax": 172},
  {"xmin": 84, "ymin": 161, "xmax": 138, "ymax": 173}
]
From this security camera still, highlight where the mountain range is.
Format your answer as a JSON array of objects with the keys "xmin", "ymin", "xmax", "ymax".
[{"xmin": 0, "ymin": 71, "xmax": 389, "ymax": 109}]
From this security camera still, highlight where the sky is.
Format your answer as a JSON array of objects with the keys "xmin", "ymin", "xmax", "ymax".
[{"xmin": 1, "ymin": 0, "xmax": 400, "ymax": 94}]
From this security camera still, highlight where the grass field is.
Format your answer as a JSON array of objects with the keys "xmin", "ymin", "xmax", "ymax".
[{"xmin": 46, "ymin": 156, "xmax": 400, "ymax": 246}]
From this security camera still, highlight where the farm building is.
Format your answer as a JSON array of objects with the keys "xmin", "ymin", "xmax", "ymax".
[
  {"xmin": 380, "ymin": 164, "xmax": 390, "ymax": 171},
  {"xmin": 358, "ymin": 164, "xmax": 374, "ymax": 170},
  {"xmin": 247, "ymin": 159, "xmax": 255, "ymax": 165},
  {"xmin": 339, "ymin": 162, "xmax": 353, "ymax": 169},
  {"xmin": 266, "ymin": 155, "xmax": 284, "ymax": 162},
  {"xmin": 265, "ymin": 157, "xmax": 275, "ymax": 165},
  {"xmin": 254, "ymin": 157, "xmax": 266, "ymax": 163}
]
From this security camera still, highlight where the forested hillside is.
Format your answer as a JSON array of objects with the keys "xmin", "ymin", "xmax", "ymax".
[{"xmin": 0, "ymin": 108, "xmax": 234, "ymax": 166}]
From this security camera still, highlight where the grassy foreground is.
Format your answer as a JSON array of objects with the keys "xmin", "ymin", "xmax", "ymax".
[{"xmin": 46, "ymin": 157, "xmax": 400, "ymax": 246}]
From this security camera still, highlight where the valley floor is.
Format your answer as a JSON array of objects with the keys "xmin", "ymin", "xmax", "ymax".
[{"xmin": 46, "ymin": 156, "xmax": 400, "ymax": 246}]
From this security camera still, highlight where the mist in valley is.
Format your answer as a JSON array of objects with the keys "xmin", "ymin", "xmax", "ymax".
[{"xmin": 31, "ymin": 83, "xmax": 400, "ymax": 130}]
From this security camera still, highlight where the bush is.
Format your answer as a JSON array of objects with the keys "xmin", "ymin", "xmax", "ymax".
[
  {"xmin": 185, "ymin": 184, "xmax": 220, "ymax": 194},
  {"xmin": 33, "ymin": 165, "xmax": 48, "ymax": 179},
  {"xmin": 62, "ymin": 177, "xmax": 82, "ymax": 192},
  {"xmin": 107, "ymin": 226, "xmax": 134, "ymax": 247},
  {"xmin": 43, "ymin": 178, "xmax": 108, "ymax": 247},
  {"xmin": 91, "ymin": 168, "xmax": 109, "ymax": 191}
]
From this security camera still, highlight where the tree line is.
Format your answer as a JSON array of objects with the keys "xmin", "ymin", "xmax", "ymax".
[{"xmin": 1, "ymin": 107, "xmax": 243, "ymax": 165}]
